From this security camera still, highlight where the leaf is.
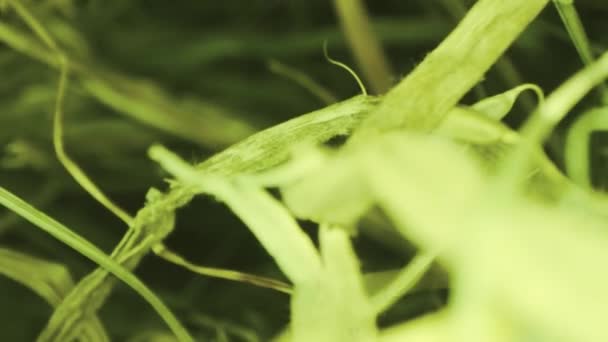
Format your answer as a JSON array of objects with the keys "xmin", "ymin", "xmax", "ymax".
[
  {"xmin": 471, "ymin": 84, "xmax": 544, "ymax": 120},
  {"xmin": 0, "ymin": 247, "xmax": 74, "ymax": 307},
  {"xmin": 0, "ymin": 187, "xmax": 193, "ymax": 342},
  {"xmin": 0, "ymin": 247, "xmax": 109, "ymax": 341}
]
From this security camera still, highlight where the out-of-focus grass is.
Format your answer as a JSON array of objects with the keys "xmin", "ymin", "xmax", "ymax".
[{"xmin": 0, "ymin": 0, "xmax": 608, "ymax": 341}]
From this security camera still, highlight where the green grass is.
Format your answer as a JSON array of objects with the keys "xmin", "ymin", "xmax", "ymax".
[{"xmin": 1, "ymin": 0, "xmax": 608, "ymax": 341}]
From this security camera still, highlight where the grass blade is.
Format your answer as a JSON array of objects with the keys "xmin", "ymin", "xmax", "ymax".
[{"xmin": 0, "ymin": 187, "xmax": 193, "ymax": 342}]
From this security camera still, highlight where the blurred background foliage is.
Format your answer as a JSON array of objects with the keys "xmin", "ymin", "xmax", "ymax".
[{"xmin": 0, "ymin": 0, "xmax": 607, "ymax": 340}]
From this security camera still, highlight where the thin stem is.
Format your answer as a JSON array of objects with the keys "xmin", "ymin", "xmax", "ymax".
[
  {"xmin": 371, "ymin": 251, "xmax": 436, "ymax": 315},
  {"xmin": 553, "ymin": 0, "xmax": 608, "ymax": 103},
  {"xmin": 501, "ymin": 50, "xmax": 608, "ymax": 187},
  {"xmin": 9, "ymin": 0, "xmax": 135, "ymax": 225},
  {"xmin": 323, "ymin": 41, "xmax": 367, "ymax": 96},
  {"xmin": 268, "ymin": 59, "xmax": 338, "ymax": 105},
  {"xmin": 0, "ymin": 180, "xmax": 60, "ymax": 237},
  {"xmin": 333, "ymin": 0, "xmax": 394, "ymax": 94},
  {"xmin": 155, "ymin": 245, "xmax": 293, "ymax": 294},
  {"xmin": 553, "ymin": 0, "xmax": 597, "ymax": 66},
  {"xmin": 52, "ymin": 58, "xmax": 135, "ymax": 226},
  {"xmin": 54, "ymin": 53, "xmax": 134, "ymax": 225}
]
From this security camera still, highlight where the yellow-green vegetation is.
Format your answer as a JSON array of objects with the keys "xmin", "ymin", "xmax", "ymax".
[{"xmin": 1, "ymin": 0, "xmax": 608, "ymax": 341}]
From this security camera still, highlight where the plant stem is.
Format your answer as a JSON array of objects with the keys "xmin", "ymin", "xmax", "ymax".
[
  {"xmin": 352, "ymin": 0, "xmax": 549, "ymax": 139},
  {"xmin": 501, "ymin": 50, "xmax": 608, "ymax": 187},
  {"xmin": 440, "ymin": 0, "xmax": 536, "ymax": 113}
]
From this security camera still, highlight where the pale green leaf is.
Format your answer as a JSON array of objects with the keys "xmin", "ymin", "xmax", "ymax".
[
  {"xmin": 291, "ymin": 225, "xmax": 377, "ymax": 342},
  {"xmin": 471, "ymin": 84, "xmax": 544, "ymax": 121}
]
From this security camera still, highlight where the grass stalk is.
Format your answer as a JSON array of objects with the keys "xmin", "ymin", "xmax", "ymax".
[{"xmin": 352, "ymin": 0, "xmax": 549, "ymax": 139}]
